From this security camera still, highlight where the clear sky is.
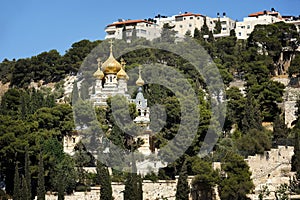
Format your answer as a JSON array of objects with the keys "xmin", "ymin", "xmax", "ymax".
[{"xmin": 0, "ymin": 0, "xmax": 299, "ymax": 61}]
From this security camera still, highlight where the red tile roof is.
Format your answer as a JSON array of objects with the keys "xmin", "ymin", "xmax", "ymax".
[
  {"xmin": 107, "ymin": 19, "xmax": 153, "ymax": 27},
  {"xmin": 248, "ymin": 11, "xmax": 279, "ymax": 17},
  {"xmin": 176, "ymin": 12, "xmax": 204, "ymax": 17}
]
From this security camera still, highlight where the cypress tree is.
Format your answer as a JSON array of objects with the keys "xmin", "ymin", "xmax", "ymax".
[
  {"xmin": 214, "ymin": 18, "xmax": 222, "ymax": 34},
  {"xmin": 137, "ymin": 174, "xmax": 143, "ymax": 200},
  {"xmin": 124, "ymin": 172, "xmax": 137, "ymax": 200},
  {"xmin": 37, "ymin": 153, "xmax": 46, "ymax": 200},
  {"xmin": 132, "ymin": 26, "xmax": 137, "ymax": 41},
  {"xmin": 124, "ymin": 153, "xmax": 138, "ymax": 200},
  {"xmin": 201, "ymin": 17, "xmax": 209, "ymax": 35},
  {"xmin": 79, "ymin": 81, "xmax": 89, "ymax": 100},
  {"xmin": 273, "ymin": 113, "xmax": 288, "ymax": 145},
  {"xmin": 20, "ymin": 94, "xmax": 28, "ymax": 119},
  {"xmin": 13, "ymin": 162, "xmax": 21, "ymax": 200},
  {"xmin": 193, "ymin": 28, "xmax": 201, "ymax": 40},
  {"xmin": 24, "ymin": 146, "xmax": 31, "ymax": 200},
  {"xmin": 175, "ymin": 161, "xmax": 189, "ymax": 200},
  {"xmin": 96, "ymin": 161, "xmax": 112, "ymax": 200},
  {"xmin": 21, "ymin": 175, "xmax": 30, "ymax": 200},
  {"xmin": 72, "ymin": 81, "xmax": 79, "ymax": 104},
  {"xmin": 122, "ymin": 25, "xmax": 127, "ymax": 41},
  {"xmin": 242, "ymin": 92, "xmax": 263, "ymax": 133}
]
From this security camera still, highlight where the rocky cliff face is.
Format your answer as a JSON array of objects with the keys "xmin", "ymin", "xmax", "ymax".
[{"xmin": 0, "ymin": 81, "xmax": 9, "ymax": 100}]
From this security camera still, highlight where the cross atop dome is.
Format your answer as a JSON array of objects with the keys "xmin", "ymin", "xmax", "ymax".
[{"xmin": 109, "ymin": 39, "xmax": 114, "ymax": 54}]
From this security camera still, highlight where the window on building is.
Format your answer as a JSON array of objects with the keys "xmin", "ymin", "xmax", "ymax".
[
  {"xmin": 72, "ymin": 138, "xmax": 76, "ymax": 143},
  {"xmin": 189, "ymin": 24, "xmax": 192, "ymax": 27},
  {"xmin": 247, "ymin": 25, "xmax": 251, "ymax": 29},
  {"xmin": 241, "ymin": 26, "xmax": 245, "ymax": 29},
  {"xmin": 238, "ymin": 32, "xmax": 241, "ymax": 36},
  {"xmin": 190, "ymin": 17, "xmax": 193, "ymax": 19},
  {"xmin": 179, "ymin": 25, "xmax": 183, "ymax": 28},
  {"xmin": 176, "ymin": 17, "xmax": 183, "ymax": 21},
  {"xmin": 184, "ymin": 18, "xmax": 186, "ymax": 20},
  {"xmin": 222, "ymin": 27, "xmax": 227, "ymax": 30}
]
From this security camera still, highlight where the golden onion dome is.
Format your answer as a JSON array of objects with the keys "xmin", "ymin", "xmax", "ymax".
[
  {"xmin": 117, "ymin": 67, "xmax": 128, "ymax": 79},
  {"xmin": 136, "ymin": 66, "xmax": 144, "ymax": 86},
  {"xmin": 101, "ymin": 41, "xmax": 122, "ymax": 74},
  {"xmin": 93, "ymin": 67, "xmax": 104, "ymax": 79},
  {"xmin": 93, "ymin": 58, "xmax": 104, "ymax": 79},
  {"xmin": 117, "ymin": 58, "xmax": 129, "ymax": 80}
]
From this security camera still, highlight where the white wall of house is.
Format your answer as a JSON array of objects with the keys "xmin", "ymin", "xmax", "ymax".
[{"xmin": 235, "ymin": 13, "xmax": 283, "ymax": 39}]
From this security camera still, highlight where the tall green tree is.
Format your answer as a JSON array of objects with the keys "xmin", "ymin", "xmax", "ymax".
[
  {"xmin": 21, "ymin": 175, "xmax": 30, "ymax": 200},
  {"xmin": 193, "ymin": 28, "xmax": 201, "ymax": 40},
  {"xmin": 219, "ymin": 154, "xmax": 254, "ymax": 200},
  {"xmin": 214, "ymin": 18, "xmax": 222, "ymax": 34},
  {"xmin": 122, "ymin": 26, "xmax": 127, "ymax": 41},
  {"xmin": 241, "ymin": 92, "xmax": 263, "ymax": 132},
  {"xmin": 273, "ymin": 113, "xmax": 288, "ymax": 145},
  {"xmin": 137, "ymin": 174, "xmax": 143, "ymax": 200},
  {"xmin": 13, "ymin": 162, "xmax": 21, "ymax": 200},
  {"xmin": 288, "ymin": 53, "xmax": 300, "ymax": 78},
  {"xmin": 160, "ymin": 23, "xmax": 177, "ymax": 43},
  {"xmin": 24, "ymin": 146, "xmax": 31, "ymax": 200},
  {"xmin": 96, "ymin": 161, "xmax": 112, "ymax": 200},
  {"xmin": 201, "ymin": 17, "xmax": 209, "ymax": 35},
  {"xmin": 191, "ymin": 158, "xmax": 218, "ymax": 200},
  {"xmin": 37, "ymin": 153, "xmax": 45, "ymax": 200},
  {"xmin": 175, "ymin": 161, "xmax": 189, "ymax": 200}
]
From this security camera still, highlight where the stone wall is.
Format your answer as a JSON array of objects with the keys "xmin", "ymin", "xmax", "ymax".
[
  {"xmin": 41, "ymin": 146, "xmax": 295, "ymax": 200},
  {"xmin": 245, "ymin": 146, "xmax": 295, "ymax": 200},
  {"xmin": 41, "ymin": 177, "xmax": 195, "ymax": 200},
  {"xmin": 284, "ymin": 87, "xmax": 300, "ymax": 128}
]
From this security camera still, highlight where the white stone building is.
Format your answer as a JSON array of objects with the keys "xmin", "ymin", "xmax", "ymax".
[
  {"xmin": 172, "ymin": 12, "xmax": 213, "ymax": 37},
  {"xmin": 235, "ymin": 10, "xmax": 284, "ymax": 40},
  {"xmin": 105, "ymin": 19, "xmax": 161, "ymax": 41},
  {"xmin": 105, "ymin": 12, "xmax": 237, "ymax": 40},
  {"xmin": 212, "ymin": 15, "xmax": 236, "ymax": 37}
]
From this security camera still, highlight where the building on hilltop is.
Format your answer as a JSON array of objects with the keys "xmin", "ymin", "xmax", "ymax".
[
  {"xmin": 235, "ymin": 9, "xmax": 284, "ymax": 39},
  {"xmin": 212, "ymin": 13, "xmax": 236, "ymax": 37},
  {"xmin": 104, "ymin": 9, "xmax": 299, "ymax": 41},
  {"xmin": 105, "ymin": 11, "xmax": 236, "ymax": 40},
  {"xmin": 172, "ymin": 12, "xmax": 213, "ymax": 38},
  {"xmin": 105, "ymin": 19, "xmax": 161, "ymax": 41}
]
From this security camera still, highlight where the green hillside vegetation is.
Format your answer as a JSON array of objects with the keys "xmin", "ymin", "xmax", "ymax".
[{"xmin": 0, "ymin": 21, "xmax": 299, "ymax": 200}]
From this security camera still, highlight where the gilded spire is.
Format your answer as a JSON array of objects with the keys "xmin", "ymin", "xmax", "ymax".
[
  {"xmin": 93, "ymin": 58, "xmax": 104, "ymax": 79},
  {"xmin": 117, "ymin": 58, "xmax": 129, "ymax": 80},
  {"xmin": 136, "ymin": 66, "xmax": 144, "ymax": 86},
  {"xmin": 109, "ymin": 39, "xmax": 114, "ymax": 56}
]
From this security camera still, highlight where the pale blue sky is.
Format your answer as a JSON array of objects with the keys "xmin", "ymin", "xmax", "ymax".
[{"xmin": 0, "ymin": 0, "xmax": 299, "ymax": 61}]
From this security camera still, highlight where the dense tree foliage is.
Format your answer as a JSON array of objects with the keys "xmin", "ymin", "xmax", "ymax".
[
  {"xmin": 0, "ymin": 20, "xmax": 299, "ymax": 199},
  {"xmin": 218, "ymin": 153, "xmax": 254, "ymax": 200}
]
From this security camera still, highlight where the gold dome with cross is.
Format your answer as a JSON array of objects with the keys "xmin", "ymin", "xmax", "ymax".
[{"xmin": 101, "ymin": 40, "xmax": 122, "ymax": 74}]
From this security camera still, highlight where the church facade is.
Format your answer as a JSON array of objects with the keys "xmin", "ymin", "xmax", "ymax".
[{"xmin": 64, "ymin": 42, "xmax": 153, "ymax": 156}]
